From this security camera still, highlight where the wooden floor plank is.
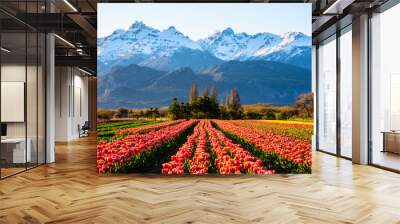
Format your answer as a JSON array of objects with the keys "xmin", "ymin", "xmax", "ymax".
[{"xmin": 0, "ymin": 136, "xmax": 399, "ymax": 223}]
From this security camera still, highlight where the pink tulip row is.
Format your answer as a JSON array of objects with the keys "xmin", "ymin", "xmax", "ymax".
[
  {"xmin": 161, "ymin": 122, "xmax": 202, "ymax": 174},
  {"xmin": 188, "ymin": 121, "xmax": 211, "ymax": 174},
  {"xmin": 97, "ymin": 118, "xmax": 111, "ymax": 123},
  {"xmin": 214, "ymin": 120, "xmax": 312, "ymax": 167},
  {"xmin": 230, "ymin": 120, "xmax": 313, "ymax": 143},
  {"xmin": 97, "ymin": 120, "xmax": 196, "ymax": 173},
  {"xmin": 206, "ymin": 121, "xmax": 275, "ymax": 174},
  {"xmin": 115, "ymin": 120, "xmax": 183, "ymax": 136},
  {"xmin": 255, "ymin": 120, "xmax": 313, "ymax": 129}
]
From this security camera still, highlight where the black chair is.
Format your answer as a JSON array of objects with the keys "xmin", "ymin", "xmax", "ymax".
[{"xmin": 79, "ymin": 121, "xmax": 90, "ymax": 138}]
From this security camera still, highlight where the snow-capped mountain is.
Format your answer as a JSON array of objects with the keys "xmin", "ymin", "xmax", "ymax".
[
  {"xmin": 98, "ymin": 21, "xmax": 200, "ymax": 58},
  {"xmin": 198, "ymin": 28, "xmax": 282, "ymax": 61},
  {"xmin": 98, "ymin": 21, "xmax": 311, "ymax": 75}
]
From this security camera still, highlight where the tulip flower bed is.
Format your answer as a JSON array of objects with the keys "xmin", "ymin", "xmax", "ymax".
[
  {"xmin": 230, "ymin": 120, "xmax": 313, "ymax": 143},
  {"xmin": 162, "ymin": 121, "xmax": 216, "ymax": 174},
  {"xmin": 213, "ymin": 120, "xmax": 311, "ymax": 173},
  {"xmin": 161, "ymin": 120, "xmax": 274, "ymax": 175},
  {"xmin": 115, "ymin": 120, "xmax": 183, "ymax": 136},
  {"xmin": 207, "ymin": 121, "xmax": 275, "ymax": 174},
  {"xmin": 97, "ymin": 118, "xmax": 111, "ymax": 123},
  {"xmin": 97, "ymin": 120, "xmax": 165, "ymax": 142},
  {"xmin": 97, "ymin": 119, "xmax": 312, "ymax": 174},
  {"xmin": 97, "ymin": 120, "xmax": 197, "ymax": 173},
  {"xmin": 187, "ymin": 121, "xmax": 212, "ymax": 174},
  {"xmin": 161, "ymin": 122, "xmax": 201, "ymax": 174}
]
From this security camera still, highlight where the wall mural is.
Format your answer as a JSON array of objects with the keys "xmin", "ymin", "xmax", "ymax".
[{"xmin": 97, "ymin": 3, "xmax": 313, "ymax": 175}]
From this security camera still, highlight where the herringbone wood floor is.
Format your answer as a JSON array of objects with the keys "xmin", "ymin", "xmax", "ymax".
[{"xmin": 0, "ymin": 136, "xmax": 400, "ymax": 224}]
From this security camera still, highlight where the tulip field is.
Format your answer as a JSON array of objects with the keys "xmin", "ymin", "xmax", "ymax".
[{"xmin": 97, "ymin": 119, "xmax": 312, "ymax": 174}]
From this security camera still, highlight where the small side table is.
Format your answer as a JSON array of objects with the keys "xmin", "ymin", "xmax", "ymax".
[{"xmin": 381, "ymin": 131, "xmax": 400, "ymax": 154}]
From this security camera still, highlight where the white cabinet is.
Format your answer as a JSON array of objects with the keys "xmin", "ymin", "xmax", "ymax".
[{"xmin": 1, "ymin": 138, "xmax": 32, "ymax": 163}]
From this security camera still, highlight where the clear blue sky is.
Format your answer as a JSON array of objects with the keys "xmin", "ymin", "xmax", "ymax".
[{"xmin": 98, "ymin": 3, "xmax": 311, "ymax": 40}]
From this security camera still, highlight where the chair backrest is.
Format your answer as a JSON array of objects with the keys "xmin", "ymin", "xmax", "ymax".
[{"xmin": 82, "ymin": 121, "xmax": 90, "ymax": 129}]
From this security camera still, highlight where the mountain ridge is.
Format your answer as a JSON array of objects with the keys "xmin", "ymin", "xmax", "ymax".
[
  {"xmin": 98, "ymin": 21, "xmax": 311, "ymax": 74},
  {"xmin": 98, "ymin": 60, "xmax": 311, "ymax": 109}
]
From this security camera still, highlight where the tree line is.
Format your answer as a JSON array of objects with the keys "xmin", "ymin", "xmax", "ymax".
[
  {"xmin": 98, "ymin": 107, "xmax": 162, "ymax": 120},
  {"xmin": 97, "ymin": 84, "xmax": 313, "ymax": 121},
  {"xmin": 168, "ymin": 84, "xmax": 243, "ymax": 120}
]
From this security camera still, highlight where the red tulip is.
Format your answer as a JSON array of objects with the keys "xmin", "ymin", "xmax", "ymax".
[
  {"xmin": 97, "ymin": 120, "xmax": 197, "ymax": 173},
  {"xmin": 214, "ymin": 120, "xmax": 312, "ymax": 167}
]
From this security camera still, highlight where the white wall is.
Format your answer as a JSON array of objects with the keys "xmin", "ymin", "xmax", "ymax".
[
  {"xmin": 1, "ymin": 63, "xmax": 46, "ymax": 164},
  {"xmin": 339, "ymin": 30, "xmax": 353, "ymax": 158},
  {"xmin": 55, "ymin": 67, "xmax": 89, "ymax": 141},
  {"xmin": 370, "ymin": 4, "xmax": 400, "ymax": 159},
  {"xmin": 317, "ymin": 37, "xmax": 337, "ymax": 154},
  {"xmin": 312, "ymin": 45, "xmax": 317, "ymax": 150},
  {"xmin": 1, "ymin": 65, "xmax": 42, "ymax": 138},
  {"xmin": 55, "ymin": 67, "xmax": 69, "ymax": 140},
  {"xmin": 1, "ymin": 65, "xmax": 26, "ymax": 138},
  {"xmin": 46, "ymin": 33, "xmax": 56, "ymax": 163}
]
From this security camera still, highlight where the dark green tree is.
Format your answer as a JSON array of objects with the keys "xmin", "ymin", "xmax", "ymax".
[
  {"xmin": 97, "ymin": 110, "xmax": 115, "ymax": 119},
  {"xmin": 245, "ymin": 111, "xmax": 262, "ymax": 119},
  {"xmin": 191, "ymin": 96, "xmax": 219, "ymax": 119},
  {"xmin": 183, "ymin": 103, "xmax": 191, "ymax": 120},
  {"xmin": 261, "ymin": 109, "xmax": 276, "ymax": 120},
  {"xmin": 147, "ymin": 108, "xmax": 160, "ymax": 120},
  {"xmin": 139, "ymin": 110, "xmax": 145, "ymax": 118},
  {"xmin": 115, "ymin": 108, "xmax": 129, "ymax": 118},
  {"xmin": 168, "ymin": 97, "xmax": 181, "ymax": 120},
  {"xmin": 219, "ymin": 105, "xmax": 229, "ymax": 120},
  {"xmin": 145, "ymin": 108, "xmax": 153, "ymax": 118}
]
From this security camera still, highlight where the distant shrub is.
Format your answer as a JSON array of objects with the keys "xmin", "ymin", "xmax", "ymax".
[{"xmin": 97, "ymin": 110, "xmax": 115, "ymax": 119}]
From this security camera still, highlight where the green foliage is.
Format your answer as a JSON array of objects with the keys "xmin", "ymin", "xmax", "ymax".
[
  {"xmin": 145, "ymin": 108, "xmax": 161, "ymax": 119},
  {"xmin": 261, "ymin": 109, "xmax": 276, "ymax": 120},
  {"xmin": 226, "ymin": 107, "xmax": 243, "ymax": 120},
  {"xmin": 168, "ymin": 85, "xmax": 246, "ymax": 120},
  {"xmin": 244, "ymin": 111, "xmax": 262, "ymax": 120},
  {"xmin": 167, "ymin": 86, "xmax": 313, "ymax": 121},
  {"xmin": 190, "ymin": 96, "xmax": 220, "ymax": 119},
  {"xmin": 204, "ymin": 132, "xmax": 218, "ymax": 174},
  {"xmin": 293, "ymin": 92, "xmax": 314, "ymax": 119},
  {"xmin": 276, "ymin": 107, "xmax": 298, "ymax": 120},
  {"xmin": 221, "ymin": 88, "xmax": 243, "ymax": 120},
  {"xmin": 97, "ymin": 110, "xmax": 115, "ymax": 119},
  {"xmin": 168, "ymin": 97, "xmax": 182, "ymax": 120},
  {"xmin": 181, "ymin": 103, "xmax": 191, "ymax": 120},
  {"xmin": 219, "ymin": 106, "xmax": 230, "ymax": 120},
  {"xmin": 115, "ymin": 108, "xmax": 129, "ymax": 118},
  {"xmin": 169, "ymin": 95, "xmax": 222, "ymax": 120},
  {"xmin": 242, "ymin": 95, "xmax": 314, "ymax": 121}
]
